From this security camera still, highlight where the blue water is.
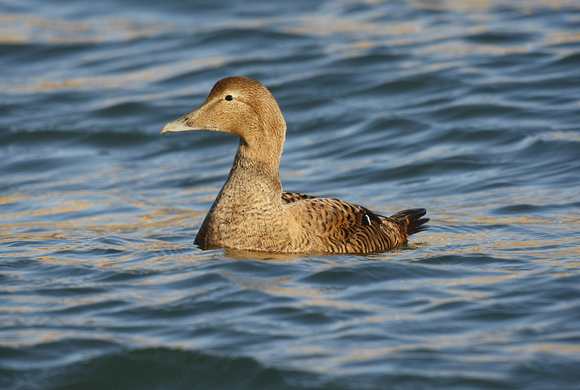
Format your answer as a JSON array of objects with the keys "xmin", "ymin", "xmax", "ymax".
[{"xmin": 2, "ymin": 1, "xmax": 580, "ymax": 389}]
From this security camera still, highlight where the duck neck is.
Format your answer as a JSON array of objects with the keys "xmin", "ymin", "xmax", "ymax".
[{"xmin": 214, "ymin": 139, "xmax": 283, "ymax": 210}]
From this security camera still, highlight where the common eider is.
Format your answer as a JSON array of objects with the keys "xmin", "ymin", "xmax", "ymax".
[{"xmin": 162, "ymin": 76, "xmax": 428, "ymax": 253}]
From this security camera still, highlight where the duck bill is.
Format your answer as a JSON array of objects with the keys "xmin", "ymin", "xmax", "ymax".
[{"xmin": 161, "ymin": 109, "xmax": 202, "ymax": 133}]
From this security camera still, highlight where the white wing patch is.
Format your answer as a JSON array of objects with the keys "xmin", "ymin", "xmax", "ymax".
[{"xmin": 364, "ymin": 213, "xmax": 372, "ymax": 226}]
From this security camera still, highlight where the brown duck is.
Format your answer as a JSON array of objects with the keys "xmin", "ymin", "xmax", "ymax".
[{"xmin": 162, "ymin": 76, "xmax": 428, "ymax": 253}]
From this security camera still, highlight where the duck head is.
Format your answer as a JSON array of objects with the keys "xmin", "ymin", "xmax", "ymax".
[{"xmin": 162, "ymin": 76, "xmax": 287, "ymax": 166}]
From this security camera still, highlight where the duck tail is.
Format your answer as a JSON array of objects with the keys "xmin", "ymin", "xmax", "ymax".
[{"xmin": 390, "ymin": 208, "xmax": 429, "ymax": 236}]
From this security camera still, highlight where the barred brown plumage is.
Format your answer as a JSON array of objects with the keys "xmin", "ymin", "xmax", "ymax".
[{"xmin": 162, "ymin": 76, "xmax": 429, "ymax": 253}]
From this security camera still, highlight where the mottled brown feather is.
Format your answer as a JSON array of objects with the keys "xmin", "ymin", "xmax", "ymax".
[{"xmin": 162, "ymin": 77, "xmax": 428, "ymax": 254}]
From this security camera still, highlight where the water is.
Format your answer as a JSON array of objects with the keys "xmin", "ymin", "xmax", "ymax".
[{"xmin": 1, "ymin": 0, "xmax": 580, "ymax": 388}]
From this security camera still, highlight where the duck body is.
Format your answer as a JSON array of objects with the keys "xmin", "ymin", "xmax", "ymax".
[{"xmin": 162, "ymin": 76, "xmax": 428, "ymax": 254}]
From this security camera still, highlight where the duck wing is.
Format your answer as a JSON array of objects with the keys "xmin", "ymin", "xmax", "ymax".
[
  {"xmin": 281, "ymin": 191, "xmax": 317, "ymax": 203},
  {"xmin": 284, "ymin": 194, "xmax": 428, "ymax": 253}
]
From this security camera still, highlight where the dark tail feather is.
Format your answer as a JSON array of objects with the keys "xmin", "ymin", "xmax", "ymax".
[{"xmin": 390, "ymin": 208, "xmax": 429, "ymax": 236}]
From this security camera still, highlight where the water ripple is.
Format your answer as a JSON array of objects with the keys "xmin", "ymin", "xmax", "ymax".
[{"xmin": 2, "ymin": 1, "xmax": 580, "ymax": 389}]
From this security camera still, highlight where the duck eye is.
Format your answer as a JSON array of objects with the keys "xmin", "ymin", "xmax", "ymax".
[{"xmin": 225, "ymin": 95, "xmax": 233, "ymax": 101}]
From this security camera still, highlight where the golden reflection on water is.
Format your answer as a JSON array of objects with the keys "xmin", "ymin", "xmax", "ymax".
[
  {"xmin": 0, "ymin": 14, "xmax": 167, "ymax": 44},
  {"xmin": 307, "ymin": 337, "xmax": 580, "ymax": 375},
  {"xmin": 2, "ymin": 0, "xmax": 580, "ymax": 95},
  {"xmin": 5, "ymin": 56, "xmax": 225, "ymax": 94},
  {"xmin": 409, "ymin": 0, "xmax": 579, "ymax": 11},
  {"xmin": 2, "ymin": 189, "xmax": 577, "ymax": 369},
  {"xmin": 1, "ymin": 187, "xmax": 577, "ymax": 267},
  {"xmin": 0, "ymin": 189, "xmax": 202, "ymax": 265}
]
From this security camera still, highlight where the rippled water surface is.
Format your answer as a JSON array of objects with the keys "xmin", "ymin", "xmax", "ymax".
[{"xmin": 2, "ymin": 1, "xmax": 580, "ymax": 389}]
